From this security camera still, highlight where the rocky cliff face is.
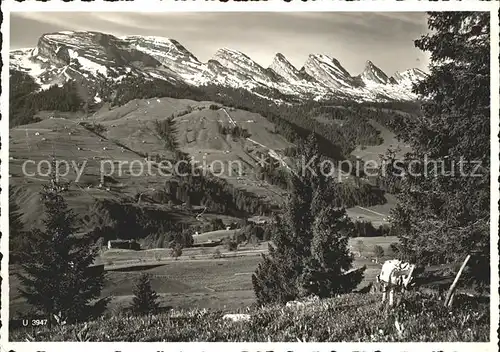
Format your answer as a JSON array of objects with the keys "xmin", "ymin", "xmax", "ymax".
[
  {"xmin": 361, "ymin": 60, "xmax": 392, "ymax": 85},
  {"xmin": 269, "ymin": 53, "xmax": 303, "ymax": 83},
  {"xmin": 303, "ymin": 54, "xmax": 359, "ymax": 89}
]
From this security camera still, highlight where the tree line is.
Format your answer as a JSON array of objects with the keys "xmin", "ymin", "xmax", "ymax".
[
  {"xmin": 164, "ymin": 175, "xmax": 272, "ymax": 217},
  {"xmin": 256, "ymin": 158, "xmax": 387, "ymax": 208}
]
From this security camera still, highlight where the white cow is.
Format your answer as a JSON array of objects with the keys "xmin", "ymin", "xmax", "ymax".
[{"xmin": 376, "ymin": 259, "xmax": 416, "ymax": 306}]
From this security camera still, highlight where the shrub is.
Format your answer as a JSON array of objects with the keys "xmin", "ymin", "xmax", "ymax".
[
  {"xmin": 373, "ymin": 245, "xmax": 385, "ymax": 262},
  {"xmin": 225, "ymin": 238, "xmax": 238, "ymax": 251},
  {"xmin": 210, "ymin": 218, "xmax": 225, "ymax": 231},
  {"xmin": 262, "ymin": 224, "xmax": 273, "ymax": 241},
  {"xmin": 212, "ymin": 249, "xmax": 223, "ymax": 259},
  {"xmin": 170, "ymin": 243, "xmax": 183, "ymax": 260},
  {"xmin": 81, "ymin": 122, "xmax": 107, "ymax": 135},
  {"xmin": 389, "ymin": 242, "xmax": 401, "ymax": 255},
  {"xmin": 242, "ymin": 223, "xmax": 265, "ymax": 242},
  {"xmin": 378, "ymin": 223, "xmax": 392, "ymax": 236},
  {"xmin": 235, "ymin": 230, "xmax": 247, "ymax": 244},
  {"xmin": 355, "ymin": 239, "xmax": 366, "ymax": 257}
]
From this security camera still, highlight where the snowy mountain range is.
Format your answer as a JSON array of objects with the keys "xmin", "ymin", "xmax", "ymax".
[{"xmin": 10, "ymin": 31, "xmax": 428, "ymax": 103}]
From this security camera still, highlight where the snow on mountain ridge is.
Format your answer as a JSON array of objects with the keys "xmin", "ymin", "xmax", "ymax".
[
  {"xmin": 392, "ymin": 68, "xmax": 427, "ymax": 89},
  {"xmin": 361, "ymin": 60, "xmax": 392, "ymax": 85},
  {"xmin": 10, "ymin": 30, "xmax": 424, "ymax": 102},
  {"xmin": 269, "ymin": 53, "xmax": 303, "ymax": 83},
  {"xmin": 212, "ymin": 48, "xmax": 273, "ymax": 83},
  {"xmin": 303, "ymin": 54, "xmax": 358, "ymax": 89}
]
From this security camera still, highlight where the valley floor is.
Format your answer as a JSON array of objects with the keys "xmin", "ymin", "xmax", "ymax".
[{"xmin": 9, "ymin": 237, "xmax": 396, "ymax": 317}]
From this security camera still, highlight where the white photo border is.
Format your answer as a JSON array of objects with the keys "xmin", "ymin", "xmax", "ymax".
[{"xmin": 1, "ymin": 0, "xmax": 498, "ymax": 351}]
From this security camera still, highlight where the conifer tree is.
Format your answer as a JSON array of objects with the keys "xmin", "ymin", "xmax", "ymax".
[
  {"xmin": 300, "ymin": 207, "xmax": 363, "ymax": 297},
  {"xmin": 16, "ymin": 163, "xmax": 105, "ymax": 322},
  {"xmin": 131, "ymin": 273, "xmax": 159, "ymax": 314},
  {"xmin": 9, "ymin": 186, "xmax": 26, "ymax": 263},
  {"xmin": 392, "ymin": 12, "xmax": 490, "ymax": 288},
  {"xmin": 252, "ymin": 134, "xmax": 364, "ymax": 304}
]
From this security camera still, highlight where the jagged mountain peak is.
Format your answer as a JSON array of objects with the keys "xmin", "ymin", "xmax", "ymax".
[
  {"xmin": 303, "ymin": 54, "xmax": 356, "ymax": 89},
  {"xmin": 391, "ymin": 68, "xmax": 428, "ymax": 88},
  {"xmin": 274, "ymin": 52, "xmax": 287, "ymax": 61},
  {"xmin": 309, "ymin": 54, "xmax": 350, "ymax": 73},
  {"xmin": 212, "ymin": 47, "xmax": 273, "ymax": 85},
  {"xmin": 269, "ymin": 53, "xmax": 304, "ymax": 83},
  {"xmin": 364, "ymin": 60, "xmax": 376, "ymax": 69},
  {"xmin": 361, "ymin": 60, "xmax": 391, "ymax": 85},
  {"xmin": 213, "ymin": 47, "xmax": 263, "ymax": 68},
  {"xmin": 10, "ymin": 30, "xmax": 425, "ymax": 102},
  {"xmin": 214, "ymin": 47, "xmax": 254, "ymax": 61},
  {"xmin": 393, "ymin": 67, "xmax": 427, "ymax": 78},
  {"xmin": 271, "ymin": 52, "xmax": 294, "ymax": 66}
]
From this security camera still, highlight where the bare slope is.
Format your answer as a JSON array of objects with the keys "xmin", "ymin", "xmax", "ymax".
[{"xmin": 350, "ymin": 119, "xmax": 411, "ymax": 162}]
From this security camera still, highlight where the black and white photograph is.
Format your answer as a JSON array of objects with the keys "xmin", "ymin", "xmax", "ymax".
[{"xmin": 1, "ymin": 1, "xmax": 498, "ymax": 347}]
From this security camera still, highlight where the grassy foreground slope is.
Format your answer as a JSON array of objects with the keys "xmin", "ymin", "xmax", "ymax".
[{"xmin": 11, "ymin": 293, "xmax": 488, "ymax": 342}]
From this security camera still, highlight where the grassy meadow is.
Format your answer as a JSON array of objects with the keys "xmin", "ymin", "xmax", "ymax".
[
  {"xmin": 9, "ymin": 236, "xmax": 397, "ymax": 319},
  {"xmin": 10, "ymin": 293, "xmax": 489, "ymax": 342}
]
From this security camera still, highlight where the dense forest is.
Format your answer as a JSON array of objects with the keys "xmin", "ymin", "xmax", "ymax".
[
  {"xmin": 9, "ymin": 70, "xmax": 83, "ymax": 127},
  {"xmin": 108, "ymin": 74, "xmax": 208, "ymax": 106},
  {"xmin": 163, "ymin": 175, "xmax": 273, "ymax": 217},
  {"xmin": 256, "ymin": 156, "xmax": 387, "ymax": 208},
  {"xmin": 84, "ymin": 199, "xmax": 191, "ymax": 243}
]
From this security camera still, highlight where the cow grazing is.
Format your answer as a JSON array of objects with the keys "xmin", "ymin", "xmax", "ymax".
[{"xmin": 376, "ymin": 259, "xmax": 416, "ymax": 306}]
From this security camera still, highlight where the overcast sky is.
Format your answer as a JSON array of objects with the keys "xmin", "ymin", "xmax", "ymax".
[{"xmin": 10, "ymin": 12, "xmax": 430, "ymax": 76}]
